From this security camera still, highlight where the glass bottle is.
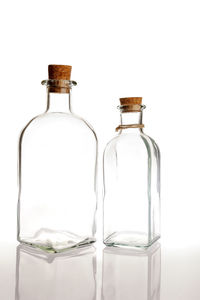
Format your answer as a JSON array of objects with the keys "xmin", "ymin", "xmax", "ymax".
[
  {"xmin": 103, "ymin": 97, "xmax": 160, "ymax": 248},
  {"xmin": 18, "ymin": 65, "xmax": 98, "ymax": 252}
]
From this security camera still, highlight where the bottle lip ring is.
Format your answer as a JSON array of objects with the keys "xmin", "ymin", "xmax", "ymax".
[
  {"xmin": 118, "ymin": 104, "xmax": 146, "ymax": 112},
  {"xmin": 41, "ymin": 79, "xmax": 77, "ymax": 88}
]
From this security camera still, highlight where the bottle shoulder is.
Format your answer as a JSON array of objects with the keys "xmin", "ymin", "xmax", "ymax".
[
  {"xmin": 104, "ymin": 131, "xmax": 159, "ymax": 157},
  {"xmin": 147, "ymin": 135, "xmax": 160, "ymax": 155},
  {"xmin": 19, "ymin": 112, "xmax": 97, "ymax": 142}
]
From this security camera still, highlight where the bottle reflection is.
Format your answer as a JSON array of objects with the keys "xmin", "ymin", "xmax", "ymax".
[
  {"xmin": 15, "ymin": 244, "xmax": 96, "ymax": 300},
  {"xmin": 102, "ymin": 243, "xmax": 161, "ymax": 300}
]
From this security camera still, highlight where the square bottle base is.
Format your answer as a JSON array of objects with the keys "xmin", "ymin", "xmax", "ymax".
[{"xmin": 104, "ymin": 231, "xmax": 160, "ymax": 249}]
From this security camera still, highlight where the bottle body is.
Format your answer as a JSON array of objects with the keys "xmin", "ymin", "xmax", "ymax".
[
  {"xmin": 18, "ymin": 112, "xmax": 97, "ymax": 252},
  {"xmin": 103, "ymin": 98, "xmax": 160, "ymax": 248},
  {"xmin": 18, "ymin": 69, "xmax": 98, "ymax": 252}
]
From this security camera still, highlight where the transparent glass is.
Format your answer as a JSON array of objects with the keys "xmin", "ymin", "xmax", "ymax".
[
  {"xmin": 103, "ymin": 105, "xmax": 160, "ymax": 248},
  {"xmin": 16, "ymin": 244, "xmax": 96, "ymax": 300},
  {"xmin": 18, "ymin": 80, "xmax": 98, "ymax": 252},
  {"xmin": 102, "ymin": 243, "xmax": 161, "ymax": 300}
]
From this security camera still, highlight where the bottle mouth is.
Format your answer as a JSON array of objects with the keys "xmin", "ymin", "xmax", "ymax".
[
  {"xmin": 41, "ymin": 79, "xmax": 77, "ymax": 94},
  {"xmin": 118, "ymin": 104, "xmax": 146, "ymax": 113}
]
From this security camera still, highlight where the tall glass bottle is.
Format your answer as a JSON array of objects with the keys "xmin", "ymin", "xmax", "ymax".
[
  {"xmin": 103, "ymin": 97, "xmax": 160, "ymax": 248},
  {"xmin": 18, "ymin": 65, "xmax": 98, "ymax": 252}
]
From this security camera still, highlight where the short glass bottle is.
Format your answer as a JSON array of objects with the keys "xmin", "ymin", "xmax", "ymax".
[
  {"xmin": 18, "ymin": 65, "xmax": 98, "ymax": 252},
  {"xmin": 103, "ymin": 97, "xmax": 160, "ymax": 248}
]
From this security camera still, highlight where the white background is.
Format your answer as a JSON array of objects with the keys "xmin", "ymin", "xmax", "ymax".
[{"xmin": 0, "ymin": 0, "xmax": 200, "ymax": 248}]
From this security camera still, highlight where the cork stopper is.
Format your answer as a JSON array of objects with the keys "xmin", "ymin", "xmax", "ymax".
[
  {"xmin": 48, "ymin": 65, "xmax": 72, "ymax": 80},
  {"xmin": 119, "ymin": 97, "xmax": 143, "ymax": 112},
  {"xmin": 120, "ymin": 97, "xmax": 142, "ymax": 106},
  {"xmin": 48, "ymin": 65, "xmax": 72, "ymax": 93}
]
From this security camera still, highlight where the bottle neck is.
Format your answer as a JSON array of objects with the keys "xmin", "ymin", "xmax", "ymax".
[
  {"xmin": 46, "ymin": 89, "xmax": 72, "ymax": 113},
  {"xmin": 120, "ymin": 111, "xmax": 143, "ymax": 125},
  {"xmin": 119, "ymin": 111, "xmax": 144, "ymax": 133}
]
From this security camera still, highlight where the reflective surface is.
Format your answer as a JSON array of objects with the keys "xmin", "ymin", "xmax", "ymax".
[
  {"xmin": 15, "ymin": 245, "xmax": 96, "ymax": 300},
  {"xmin": 0, "ymin": 242, "xmax": 200, "ymax": 299},
  {"xmin": 102, "ymin": 243, "xmax": 161, "ymax": 300}
]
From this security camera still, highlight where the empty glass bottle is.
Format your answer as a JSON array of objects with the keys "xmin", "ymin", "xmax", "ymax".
[
  {"xmin": 18, "ymin": 65, "xmax": 98, "ymax": 252},
  {"xmin": 103, "ymin": 97, "xmax": 160, "ymax": 248}
]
